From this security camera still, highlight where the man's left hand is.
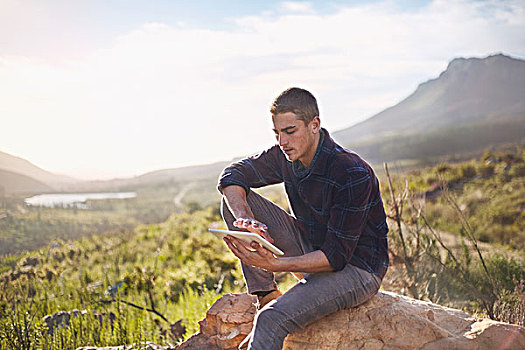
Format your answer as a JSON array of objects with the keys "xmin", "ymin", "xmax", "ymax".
[{"xmin": 223, "ymin": 235, "xmax": 279, "ymax": 271}]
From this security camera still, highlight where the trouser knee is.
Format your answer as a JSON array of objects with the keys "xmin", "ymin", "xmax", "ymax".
[
  {"xmin": 250, "ymin": 307, "xmax": 293, "ymax": 350},
  {"xmin": 254, "ymin": 306, "xmax": 292, "ymax": 335}
]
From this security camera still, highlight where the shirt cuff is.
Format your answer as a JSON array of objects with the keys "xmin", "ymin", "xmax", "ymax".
[{"xmin": 319, "ymin": 239, "xmax": 347, "ymax": 272}]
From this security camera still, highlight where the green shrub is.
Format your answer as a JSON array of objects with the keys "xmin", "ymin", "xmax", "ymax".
[
  {"xmin": 510, "ymin": 163, "xmax": 525, "ymax": 177},
  {"xmin": 477, "ymin": 164, "xmax": 495, "ymax": 178},
  {"xmin": 459, "ymin": 163, "xmax": 477, "ymax": 178}
]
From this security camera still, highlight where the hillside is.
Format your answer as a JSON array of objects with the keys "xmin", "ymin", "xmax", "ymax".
[
  {"xmin": 333, "ymin": 54, "xmax": 525, "ymax": 162},
  {"xmin": 351, "ymin": 117, "xmax": 525, "ymax": 163},
  {"xmin": 1, "ymin": 152, "xmax": 524, "ymax": 347},
  {"xmin": 0, "ymin": 208, "xmax": 243, "ymax": 348},
  {"xmin": 68, "ymin": 160, "xmax": 233, "ymax": 193},
  {"xmin": 0, "ymin": 151, "xmax": 77, "ymax": 191},
  {"xmin": 0, "ymin": 150, "xmax": 523, "ymax": 348},
  {"xmin": 0, "ymin": 169, "xmax": 53, "ymax": 194}
]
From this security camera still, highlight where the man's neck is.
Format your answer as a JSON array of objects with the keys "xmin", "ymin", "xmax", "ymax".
[{"xmin": 299, "ymin": 131, "xmax": 322, "ymax": 168}]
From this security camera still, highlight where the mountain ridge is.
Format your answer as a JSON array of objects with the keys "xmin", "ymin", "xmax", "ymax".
[{"xmin": 333, "ymin": 53, "xmax": 525, "ymax": 144}]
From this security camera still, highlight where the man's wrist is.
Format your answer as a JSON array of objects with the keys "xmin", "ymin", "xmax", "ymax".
[{"xmin": 272, "ymin": 256, "xmax": 290, "ymax": 272}]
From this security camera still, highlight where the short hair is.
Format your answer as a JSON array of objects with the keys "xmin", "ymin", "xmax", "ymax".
[{"xmin": 270, "ymin": 87, "xmax": 319, "ymax": 124}]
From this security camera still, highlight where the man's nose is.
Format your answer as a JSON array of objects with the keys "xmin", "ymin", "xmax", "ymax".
[{"xmin": 278, "ymin": 134, "xmax": 288, "ymax": 146}]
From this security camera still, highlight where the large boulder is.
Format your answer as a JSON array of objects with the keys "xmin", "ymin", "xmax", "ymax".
[{"xmin": 178, "ymin": 291, "xmax": 525, "ymax": 350}]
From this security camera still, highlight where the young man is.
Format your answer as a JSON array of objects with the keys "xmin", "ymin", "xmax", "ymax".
[{"xmin": 218, "ymin": 87, "xmax": 389, "ymax": 350}]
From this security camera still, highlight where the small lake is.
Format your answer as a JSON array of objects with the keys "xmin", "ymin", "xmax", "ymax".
[{"xmin": 24, "ymin": 192, "xmax": 137, "ymax": 209}]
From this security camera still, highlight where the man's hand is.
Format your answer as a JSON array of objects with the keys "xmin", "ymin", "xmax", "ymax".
[
  {"xmin": 224, "ymin": 235, "xmax": 279, "ymax": 271},
  {"xmin": 233, "ymin": 217, "xmax": 274, "ymax": 243},
  {"xmin": 221, "ymin": 185, "xmax": 274, "ymax": 244}
]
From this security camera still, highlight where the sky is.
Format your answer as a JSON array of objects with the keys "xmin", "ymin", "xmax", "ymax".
[{"xmin": 1, "ymin": 0, "xmax": 524, "ymax": 180}]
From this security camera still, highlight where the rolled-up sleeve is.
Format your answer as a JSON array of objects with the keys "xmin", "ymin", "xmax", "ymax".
[
  {"xmin": 320, "ymin": 169, "xmax": 373, "ymax": 271},
  {"xmin": 218, "ymin": 146, "xmax": 284, "ymax": 194}
]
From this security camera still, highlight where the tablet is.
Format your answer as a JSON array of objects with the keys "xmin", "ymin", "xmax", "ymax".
[{"xmin": 208, "ymin": 228, "xmax": 284, "ymax": 256}]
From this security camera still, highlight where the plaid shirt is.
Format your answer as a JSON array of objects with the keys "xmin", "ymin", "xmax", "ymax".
[{"xmin": 218, "ymin": 129, "xmax": 389, "ymax": 278}]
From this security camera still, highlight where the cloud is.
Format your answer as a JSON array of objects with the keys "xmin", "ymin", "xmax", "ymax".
[
  {"xmin": 279, "ymin": 2, "xmax": 315, "ymax": 14},
  {"xmin": 1, "ymin": 0, "xmax": 524, "ymax": 179}
]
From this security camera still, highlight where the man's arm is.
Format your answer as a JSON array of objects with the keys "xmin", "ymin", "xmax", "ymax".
[
  {"xmin": 222, "ymin": 185, "xmax": 333, "ymax": 273},
  {"xmin": 275, "ymin": 250, "xmax": 334, "ymax": 273},
  {"xmin": 222, "ymin": 185, "xmax": 273, "ymax": 242},
  {"xmin": 223, "ymin": 235, "xmax": 334, "ymax": 273},
  {"xmin": 222, "ymin": 185, "xmax": 254, "ymax": 222}
]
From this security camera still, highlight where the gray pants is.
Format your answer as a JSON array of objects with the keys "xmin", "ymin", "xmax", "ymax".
[{"xmin": 221, "ymin": 191, "xmax": 382, "ymax": 350}]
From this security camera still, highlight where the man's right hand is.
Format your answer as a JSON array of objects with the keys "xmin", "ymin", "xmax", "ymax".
[
  {"xmin": 222, "ymin": 185, "xmax": 275, "ymax": 244},
  {"xmin": 233, "ymin": 218, "xmax": 274, "ymax": 244}
]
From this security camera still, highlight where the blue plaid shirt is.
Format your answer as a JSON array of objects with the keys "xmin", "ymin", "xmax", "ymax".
[{"xmin": 218, "ymin": 128, "xmax": 389, "ymax": 278}]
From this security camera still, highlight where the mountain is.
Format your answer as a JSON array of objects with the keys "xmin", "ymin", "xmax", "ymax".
[
  {"xmin": 333, "ymin": 54, "xmax": 525, "ymax": 162},
  {"xmin": 134, "ymin": 160, "xmax": 231, "ymax": 184},
  {"xmin": 0, "ymin": 169, "xmax": 53, "ymax": 194},
  {"xmin": 0, "ymin": 151, "xmax": 78, "ymax": 193}
]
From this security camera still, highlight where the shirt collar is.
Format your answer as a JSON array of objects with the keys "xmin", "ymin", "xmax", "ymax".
[
  {"xmin": 310, "ymin": 128, "xmax": 335, "ymax": 176},
  {"xmin": 292, "ymin": 129, "xmax": 325, "ymax": 178},
  {"xmin": 292, "ymin": 128, "xmax": 335, "ymax": 177}
]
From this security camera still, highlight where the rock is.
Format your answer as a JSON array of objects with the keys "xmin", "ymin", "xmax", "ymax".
[
  {"xmin": 178, "ymin": 291, "xmax": 525, "ymax": 350},
  {"xmin": 176, "ymin": 293, "xmax": 257, "ymax": 350}
]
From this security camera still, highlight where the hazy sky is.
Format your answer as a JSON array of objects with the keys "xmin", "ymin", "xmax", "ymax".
[{"xmin": 1, "ymin": 0, "xmax": 524, "ymax": 180}]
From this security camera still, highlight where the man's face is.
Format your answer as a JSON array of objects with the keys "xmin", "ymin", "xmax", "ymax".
[{"xmin": 272, "ymin": 112, "xmax": 320, "ymax": 167}]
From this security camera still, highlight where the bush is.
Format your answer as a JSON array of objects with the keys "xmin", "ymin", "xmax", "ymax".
[
  {"xmin": 435, "ymin": 163, "xmax": 451, "ymax": 174},
  {"xmin": 477, "ymin": 164, "xmax": 495, "ymax": 178},
  {"xmin": 510, "ymin": 163, "xmax": 525, "ymax": 177},
  {"xmin": 459, "ymin": 164, "xmax": 476, "ymax": 179},
  {"xmin": 494, "ymin": 280, "xmax": 524, "ymax": 326}
]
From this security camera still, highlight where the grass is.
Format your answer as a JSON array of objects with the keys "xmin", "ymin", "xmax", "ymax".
[{"xmin": 0, "ymin": 206, "xmax": 244, "ymax": 349}]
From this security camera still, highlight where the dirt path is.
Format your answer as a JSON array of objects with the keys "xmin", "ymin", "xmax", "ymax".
[
  {"xmin": 394, "ymin": 221, "xmax": 523, "ymax": 261},
  {"xmin": 173, "ymin": 183, "xmax": 193, "ymax": 207},
  {"xmin": 426, "ymin": 226, "xmax": 523, "ymax": 261},
  {"xmin": 382, "ymin": 221, "xmax": 523, "ymax": 295}
]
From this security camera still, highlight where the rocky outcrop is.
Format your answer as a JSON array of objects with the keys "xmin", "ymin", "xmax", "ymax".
[
  {"xmin": 177, "ymin": 294, "xmax": 257, "ymax": 350},
  {"xmin": 282, "ymin": 291, "xmax": 525, "ymax": 350},
  {"xmin": 177, "ymin": 291, "xmax": 525, "ymax": 350}
]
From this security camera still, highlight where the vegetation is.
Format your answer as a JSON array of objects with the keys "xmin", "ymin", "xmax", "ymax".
[
  {"xmin": 392, "ymin": 146, "xmax": 525, "ymax": 250},
  {"xmin": 382, "ymin": 146, "xmax": 525, "ymax": 325},
  {"xmin": 0, "ymin": 178, "xmax": 222, "ymax": 255},
  {"xmin": 0, "ymin": 147, "xmax": 523, "ymax": 348},
  {"xmin": 0, "ymin": 206, "xmax": 244, "ymax": 349}
]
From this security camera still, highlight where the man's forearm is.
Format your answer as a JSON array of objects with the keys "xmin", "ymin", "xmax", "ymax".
[
  {"xmin": 222, "ymin": 186, "xmax": 334, "ymax": 273},
  {"xmin": 222, "ymin": 185, "xmax": 254, "ymax": 219},
  {"xmin": 274, "ymin": 250, "xmax": 334, "ymax": 273}
]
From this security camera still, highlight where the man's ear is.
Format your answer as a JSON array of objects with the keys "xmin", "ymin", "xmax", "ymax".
[{"xmin": 310, "ymin": 116, "xmax": 321, "ymax": 133}]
